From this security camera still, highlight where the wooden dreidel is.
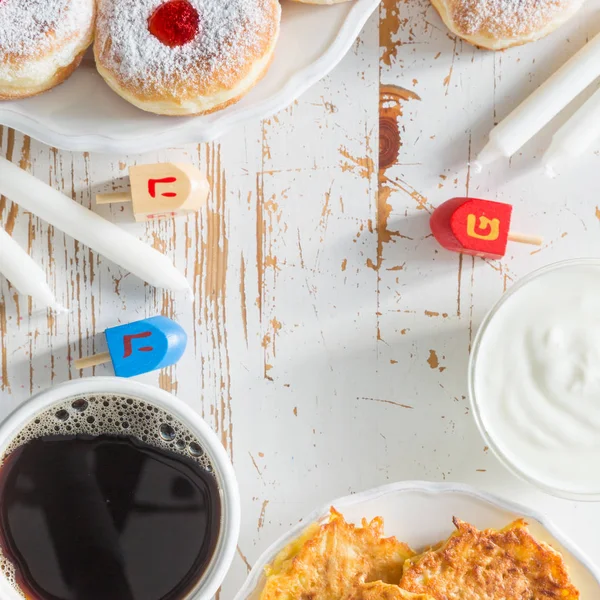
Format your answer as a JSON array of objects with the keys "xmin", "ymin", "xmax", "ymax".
[
  {"xmin": 430, "ymin": 197, "xmax": 543, "ymax": 259},
  {"xmin": 75, "ymin": 316, "xmax": 187, "ymax": 378},
  {"xmin": 96, "ymin": 163, "xmax": 209, "ymax": 222}
]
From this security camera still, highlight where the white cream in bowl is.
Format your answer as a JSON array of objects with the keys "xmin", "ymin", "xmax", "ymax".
[{"xmin": 471, "ymin": 260, "xmax": 600, "ymax": 498}]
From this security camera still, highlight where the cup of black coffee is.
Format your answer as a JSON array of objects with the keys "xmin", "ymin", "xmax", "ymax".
[{"xmin": 0, "ymin": 377, "xmax": 240, "ymax": 600}]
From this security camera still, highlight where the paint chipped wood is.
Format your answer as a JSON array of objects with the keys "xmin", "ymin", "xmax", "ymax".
[{"xmin": 3, "ymin": 3, "xmax": 600, "ymax": 596}]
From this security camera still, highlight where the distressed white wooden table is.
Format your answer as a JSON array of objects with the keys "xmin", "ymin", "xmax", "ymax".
[{"xmin": 3, "ymin": 0, "xmax": 600, "ymax": 597}]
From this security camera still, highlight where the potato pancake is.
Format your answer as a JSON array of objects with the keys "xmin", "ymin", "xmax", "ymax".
[
  {"xmin": 260, "ymin": 508, "xmax": 415, "ymax": 600},
  {"xmin": 349, "ymin": 581, "xmax": 434, "ymax": 599},
  {"xmin": 399, "ymin": 518, "xmax": 580, "ymax": 600}
]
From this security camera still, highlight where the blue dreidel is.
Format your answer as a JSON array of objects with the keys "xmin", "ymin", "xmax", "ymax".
[{"xmin": 75, "ymin": 316, "xmax": 187, "ymax": 378}]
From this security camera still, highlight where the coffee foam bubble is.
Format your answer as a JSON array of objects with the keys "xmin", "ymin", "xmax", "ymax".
[{"xmin": 0, "ymin": 393, "xmax": 216, "ymax": 597}]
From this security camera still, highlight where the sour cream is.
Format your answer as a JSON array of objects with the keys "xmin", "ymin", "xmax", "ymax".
[{"xmin": 472, "ymin": 260, "xmax": 600, "ymax": 497}]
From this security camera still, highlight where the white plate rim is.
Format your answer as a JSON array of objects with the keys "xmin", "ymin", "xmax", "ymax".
[
  {"xmin": 233, "ymin": 479, "xmax": 600, "ymax": 600},
  {"xmin": 0, "ymin": 0, "xmax": 381, "ymax": 153}
]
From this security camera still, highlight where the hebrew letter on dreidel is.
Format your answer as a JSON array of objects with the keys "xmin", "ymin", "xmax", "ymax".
[
  {"xmin": 466, "ymin": 215, "xmax": 500, "ymax": 241},
  {"xmin": 96, "ymin": 163, "xmax": 210, "ymax": 222}
]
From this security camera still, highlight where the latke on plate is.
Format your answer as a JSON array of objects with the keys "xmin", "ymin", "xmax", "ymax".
[
  {"xmin": 349, "ymin": 581, "xmax": 434, "ymax": 599},
  {"xmin": 399, "ymin": 517, "xmax": 580, "ymax": 600},
  {"xmin": 260, "ymin": 510, "xmax": 580, "ymax": 600},
  {"xmin": 260, "ymin": 508, "xmax": 415, "ymax": 600}
]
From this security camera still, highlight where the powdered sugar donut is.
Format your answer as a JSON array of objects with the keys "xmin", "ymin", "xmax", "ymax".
[
  {"xmin": 431, "ymin": 0, "xmax": 584, "ymax": 49},
  {"xmin": 0, "ymin": 0, "xmax": 95, "ymax": 100},
  {"xmin": 290, "ymin": 0, "xmax": 353, "ymax": 4},
  {"xmin": 94, "ymin": 0, "xmax": 281, "ymax": 116}
]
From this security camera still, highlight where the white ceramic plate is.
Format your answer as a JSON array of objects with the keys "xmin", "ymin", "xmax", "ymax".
[
  {"xmin": 234, "ymin": 480, "xmax": 600, "ymax": 599},
  {"xmin": 0, "ymin": 0, "xmax": 379, "ymax": 153}
]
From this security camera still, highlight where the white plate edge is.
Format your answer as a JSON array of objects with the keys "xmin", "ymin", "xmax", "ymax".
[
  {"xmin": 233, "ymin": 479, "xmax": 600, "ymax": 600},
  {"xmin": 0, "ymin": 0, "xmax": 381, "ymax": 153}
]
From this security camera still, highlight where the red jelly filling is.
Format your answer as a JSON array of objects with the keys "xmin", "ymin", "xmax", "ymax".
[{"xmin": 149, "ymin": 0, "xmax": 200, "ymax": 48}]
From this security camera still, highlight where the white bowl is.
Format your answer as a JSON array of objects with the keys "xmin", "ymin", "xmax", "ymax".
[
  {"xmin": 234, "ymin": 480, "xmax": 600, "ymax": 599},
  {"xmin": 0, "ymin": 377, "xmax": 240, "ymax": 600},
  {"xmin": 0, "ymin": 0, "xmax": 380, "ymax": 153},
  {"xmin": 469, "ymin": 259, "xmax": 600, "ymax": 501}
]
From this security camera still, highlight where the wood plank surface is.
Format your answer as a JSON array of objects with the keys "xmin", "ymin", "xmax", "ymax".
[{"xmin": 2, "ymin": 1, "xmax": 600, "ymax": 597}]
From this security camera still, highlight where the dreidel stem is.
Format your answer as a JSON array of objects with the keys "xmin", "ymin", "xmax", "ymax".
[
  {"xmin": 75, "ymin": 352, "xmax": 112, "ymax": 370},
  {"xmin": 507, "ymin": 232, "xmax": 543, "ymax": 246},
  {"xmin": 96, "ymin": 192, "xmax": 132, "ymax": 204}
]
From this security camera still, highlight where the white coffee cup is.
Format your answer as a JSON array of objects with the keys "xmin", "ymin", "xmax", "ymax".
[{"xmin": 0, "ymin": 377, "xmax": 240, "ymax": 600}]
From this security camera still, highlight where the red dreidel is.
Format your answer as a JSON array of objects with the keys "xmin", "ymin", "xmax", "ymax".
[{"xmin": 430, "ymin": 197, "xmax": 542, "ymax": 259}]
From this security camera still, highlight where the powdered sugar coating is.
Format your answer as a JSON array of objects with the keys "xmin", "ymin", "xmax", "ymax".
[
  {"xmin": 0, "ymin": 0, "xmax": 94, "ymax": 89},
  {"xmin": 450, "ymin": 0, "xmax": 577, "ymax": 38},
  {"xmin": 0, "ymin": 0, "xmax": 93, "ymax": 59},
  {"xmin": 95, "ymin": 0, "xmax": 280, "ymax": 100}
]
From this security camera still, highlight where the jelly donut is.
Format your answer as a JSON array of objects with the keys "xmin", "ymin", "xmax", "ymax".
[
  {"xmin": 94, "ymin": 0, "xmax": 281, "ymax": 116},
  {"xmin": 431, "ymin": 0, "xmax": 584, "ymax": 49},
  {"xmin": 0, "ymin": 0, "xmax": 95, "ymax": 100},
  {"xmin": 291, "ymin": 0, "xmax": 353, "ymax": 4}
]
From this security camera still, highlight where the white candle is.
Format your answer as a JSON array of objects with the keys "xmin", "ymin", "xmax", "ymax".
[
  {"xmin": 0, "ymin": 157, "xmax": 191, "ymax": 293},
  {"xmin": 0, "ymin": 226, "xmax": 66, "ymax": 312},
  {"xmin": 543, "ymin": 85, "xmax": 600, "ymax": 177},
  {"xmin": 475, "ymin": 31, "xmax": 600, "ymax": 169}
]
